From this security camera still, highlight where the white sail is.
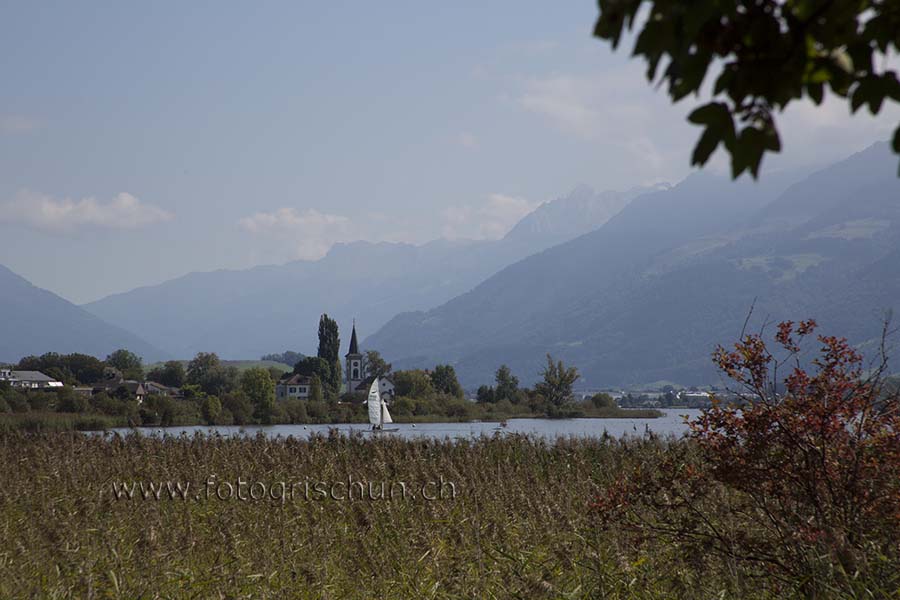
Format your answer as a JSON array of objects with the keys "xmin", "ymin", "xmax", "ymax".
[
  {"xmin": 367, "ymin": 378, "xmax": 382, "ymax": 426},
  {"xmin": 382, "ymin": 403, "xmax": 393, "ymax": 424}
]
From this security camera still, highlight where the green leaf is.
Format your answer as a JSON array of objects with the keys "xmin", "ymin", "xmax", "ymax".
[
  {"xmin": 808, "ymin": 82, "xmax": 824, "ymax": 105},
  {"xmin": 692, "ymin": 128, "xmax": 720, "ymax": 166}
]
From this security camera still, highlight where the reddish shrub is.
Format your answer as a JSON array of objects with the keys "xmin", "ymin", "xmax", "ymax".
[{"xmin": 595, "ymin": 320, "xmax": 900, "ymax": 593}]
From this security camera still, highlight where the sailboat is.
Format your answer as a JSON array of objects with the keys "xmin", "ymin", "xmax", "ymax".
[{"xmin": 367, "ymin": 377, "xmax": 398, "ymax": 432}]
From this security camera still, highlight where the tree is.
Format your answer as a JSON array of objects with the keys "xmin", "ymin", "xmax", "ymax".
[
  {"xmin": 309, "ymin": 374, "xmax": 324, "ymax": 404},
  {"xmin": 241, "ymin": 367, "xmax": 275, "ymax": 423},
  {"xmin": 200, "ymin": 396, "xmax": 222, "ymax": 425},
  {"xmin": 260, "ymin": 351, "xmax": 304, "ymax": 366},
  {"xmin": 187, "ymin": 353, "xmax": 220, "ymax": 384},
  {"xmin": 293, "ymin": 356, "xmax": 332, "ymax": 383},
  {"xmin": 105, "ymin": 349, "xmax": 143, "ymax": 380},
  {"xmin": 364, "ymin": 350, "xmax": 392, "ymax": 379},
  {"xmin": 590, "ymin": 392, "xmax": 616, "ymax": 409},
  {"xmin": 494, "ymin": 365, "xmax": 520, "ymax": 403},
  {"xmin": 18, "ymin": 353, "xmax": 105, "ymax": 385},
  {"xmin": 317, "ymin": 314, "xmax": 342, "ymax": 396},
  {"xmin": 476, "ymin": 385, "xmax": 495, "ymax": 404},
  {"xmin": 430, "ymin": 364, "xmax": 464, "ymax": 399},
  {"xmin": 186, "ymin": 353, "xmax": 238, "ymax": 396},
  {"xmin": 595, "ymin": 319, "xmax": 900, "ymax": 594},
  {"xmin": 222, "ymin": 392, "xmax": 253, "ymax": 425},
  {"xmin": 535, "ymin": 354, "xmax": 580, "ymax": 407},
  {"xmin": 393, "ymin": 370, "xmax": 436, "ymax": 399},
  {"xmin": 594, "ymin": 0, "xmax": 900, "ymax": 178},
  {"xmin": 146, "ymin": 361, "xmax": 186, "ymax": 388}
]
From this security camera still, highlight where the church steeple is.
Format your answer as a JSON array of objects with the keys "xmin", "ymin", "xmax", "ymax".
[
  {"xmin": 345, "ymin": 320, "xmax": 363, "ymax": 393},
  {"xmin": 347, "ymin": 321, "xmax": 359, "ymax": 357}
]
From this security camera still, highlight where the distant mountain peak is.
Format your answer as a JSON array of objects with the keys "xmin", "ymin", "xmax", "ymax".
[
  {"xmin": 502, "ymin": 182, "xmax": 666, "ymax": 246},
  {"xmin": 0, "ymin": 264, "xmax": 166, "ymax": 363}
]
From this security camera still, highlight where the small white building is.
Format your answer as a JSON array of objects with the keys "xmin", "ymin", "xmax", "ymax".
[
  {"xmin": 276, "ymin": 374, "xmax": 313, "ymax": 400},
  {"xmin": 0, "ymin": 369, "xmax": 63, "ymax": 389},
  {"xmin": 353, "ymin": 375, "xmax": 395, "ymax": 399}
]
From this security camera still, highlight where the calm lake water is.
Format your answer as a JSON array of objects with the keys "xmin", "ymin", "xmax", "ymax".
[{"xmin": 106, "ymin": 409, "xmax": 703, "ymax": 440}]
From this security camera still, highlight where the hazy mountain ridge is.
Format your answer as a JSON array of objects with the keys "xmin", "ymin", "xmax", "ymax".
[
  {"xmin": 0, "ymin": 265, "xmax": 166, "ymax": 363},
  {"xmin": 81, "ymin": 184, "xmax": 641, "ymax": 359},
  {"xmin": 366, "ymin": 143, "xmax": 899, "ymax": 388}
]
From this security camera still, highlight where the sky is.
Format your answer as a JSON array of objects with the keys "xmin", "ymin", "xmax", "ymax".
[{"xmin": 1, "ymin": 1, "xmax": 898, "ymax": 304}]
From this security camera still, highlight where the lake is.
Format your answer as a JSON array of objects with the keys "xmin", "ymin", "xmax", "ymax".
[{"xmin": 106, "ymin": 408, "xmax": 704, "ymax": 440}]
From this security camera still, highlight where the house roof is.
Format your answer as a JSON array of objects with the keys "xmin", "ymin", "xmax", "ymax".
[
  {"xmin": 346, "ymin": 322, "xmax": 360, "ymax": 356},
  {"xmin": 354, "ymin": 375, "xmax": 394, "ymax": 392},
  {"xmin": 10, "ymin": 371, "xmax": 57, "ymax": 382},
  {"xmin": 143, "ymin": 381, "xmax": 181, "ymax": 394},
  {"xmin": 279, "ymin": 374, "xmax": 312, "ymax": 386}
]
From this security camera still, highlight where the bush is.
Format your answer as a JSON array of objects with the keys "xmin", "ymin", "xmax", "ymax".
[
  {"xmin": 222, "ymin": 392, "xmax": 253, "ymax": 425},
  {"xmin": 201, "ymin": 396, "xmax": 222, "ymax": 425},
  {"xmin": 596, "ymin": 319, "xmax": 900, "ymax": 595},
  {"xmin": 55, "ymin": 388, "xmax": 88, "ymax": 413},
  {"xmin": 281, "ymin": 399, "xmax": 308, "ymax": 424},
  {"xmin": 590, "ymin": 393, "xmax": 616, "ymax": 409}
]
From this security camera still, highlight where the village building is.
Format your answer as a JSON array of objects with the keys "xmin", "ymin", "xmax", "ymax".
[
  {"xmin": 276, "ymin": 374, "xmax": 312, "ymax": 400},
  {"xmin": 345, "ymin": 322, "xmax": 364, "ymax": 393},
  {"xmin": 0, "ymin": 369, "xmax": 63, "ymax": 389},
  {"xmin": 352, "ymin": 375, "xmax": 395, "ymax": 399}
]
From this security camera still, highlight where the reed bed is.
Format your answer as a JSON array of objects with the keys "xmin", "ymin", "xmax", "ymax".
[{"xmin": 1, "ymin": 432, "xmax": 799, "ymax": 598}]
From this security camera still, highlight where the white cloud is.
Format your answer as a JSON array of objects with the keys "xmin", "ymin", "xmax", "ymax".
[
  {"xmin": 442, "ymin": 193, "xmax": 539, "ymax": 240},
  {"xmin": 0, "ymin": 115, "xmax": 40, "ymax": 134},
  {"xmin": 0, "ymin": 190, "xmax": 172, "ymax": 232},
  {"xmin": 238, "ymin": 208, "xmax": 354, "ymax": 260}
]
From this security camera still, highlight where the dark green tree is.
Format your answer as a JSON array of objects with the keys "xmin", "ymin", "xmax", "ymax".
[
  {"xmin": 594, "ymin": 0, "xmax": 900, "ymax": 177},
  {"xmin": 393, "ymin": 370, "xmax": 436, "ymax": 399},
  {"xmin": 186, "ymin": 353, "xmax": 238, "ymax": 396},
  {"xmin": 309, "ymin": 374, "xmax": 324, "ymax": 404},
  {"xmin": 430, "ymin": 364, "xmax": 464, "ymax": 399},
  {"xmin": 364, "ymin": 350, "xmax": 392, "ymax": 379},
  {"xmin": 535, "ymin": 354, "xmax": 580, "ymax": 407},
  {"xmin": 476, "ymin": 385, "xmax": 496, "ymax": 404},
  {"xmin": 222, "ymin": 392, "xmax": 253, "ymax": 425},
  {"xmin": 293, "ymin": 356, "xmax": 333, "ymax": 383},
  {"xmin": 241, "ymin": 367, "xmax": 276, "ymax": 423},
  {"xmin": 18, "ymin": 353, "xmax": 105, "ymax": 385},
  {"xmin": 261, "ymin": 350, "xmax": 304, "ymax": 366},
  {"xmin": 201, "ymin": 396, "xmax": 222, "ymax": 425},
  {"xmin": 494, "ymin": 365, "xmax": 520, "ymax": 403},
  {"xmin": 105, "ymin": 349, "xmax": 143, "ymax": 380},
  {"xmin": 317, "ymin": 314, "xmax": 342, "ymax": 396},
  {"xmin": 146, "ymin": 360, "xmax": 186, "ymax": 388},
  {"xmin": 186, "ymin": 352, "xmax": 220, "ymax": 384},
  {"xmin": 591, "ymin": 392, "xmax": 617, "ymax": 409}
]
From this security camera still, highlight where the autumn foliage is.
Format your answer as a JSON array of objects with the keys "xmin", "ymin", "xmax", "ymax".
[{"xmin": 595, "ymin": 319, "xmax": 900, "ymax": 594}]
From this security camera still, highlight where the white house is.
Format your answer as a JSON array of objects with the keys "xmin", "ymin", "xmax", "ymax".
[
  {"xmin": 0, "ymin": 369, "xmax": 63, "ymax": 389},
  {"xmin": 353, "ymin": 375, "xmax": 395, "ymax": 399},
  {"xmin": 276, "ymin": 374, "xmax": 313, "ymax": 400}
]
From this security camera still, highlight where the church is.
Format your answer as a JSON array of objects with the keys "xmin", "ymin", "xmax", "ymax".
[
  {"xmin": 345, "ymin": 322, "xmax": 394, "ymax": 398},
  {"xmin": 275, "ymin": 321, "xmax": 394, "ymax": 401}
]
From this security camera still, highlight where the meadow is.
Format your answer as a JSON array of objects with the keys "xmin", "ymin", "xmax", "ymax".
[{"xmin": 1, "ymin": 430, "xmax": 881, "ymax": 599}]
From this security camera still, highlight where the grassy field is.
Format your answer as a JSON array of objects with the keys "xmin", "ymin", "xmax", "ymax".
[{"xmin": 0, "ymin": 431, "xmax": 839, "ymax": 599}]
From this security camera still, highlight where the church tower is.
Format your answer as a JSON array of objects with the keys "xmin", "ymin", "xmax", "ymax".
[{"xmin": 345, "ymin": 321, "xmax": 363, "ymax": 393}]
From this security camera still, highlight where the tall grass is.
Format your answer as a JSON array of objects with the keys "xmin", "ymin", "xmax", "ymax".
[{"xmin": 0, "ymin": 432, "xmax": 839, "ymax": 598}]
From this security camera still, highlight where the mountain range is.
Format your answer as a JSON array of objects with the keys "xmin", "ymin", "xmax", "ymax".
[
  {"xmin": 4, "ymin": 144, "xmax": 897, "ymax": 388},
  {"xmin": 78, "ymin": 183, "xmax": 655, "ymax": 360},
  {"xmin": 366, "ymin": 142, "xmax": 900, "ymax": 387},
  {"xmin": 0, "ymin": 265, "xmax": 166, "ymax": 363}
]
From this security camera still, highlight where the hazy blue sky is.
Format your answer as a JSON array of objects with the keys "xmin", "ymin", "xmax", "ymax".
[{"xmin": 2, "ymin": 1, "xmax": 898, "ymax": 303}]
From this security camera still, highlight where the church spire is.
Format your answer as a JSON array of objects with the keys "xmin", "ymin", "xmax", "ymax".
[{"xmin": 347, "ymin": 320, "xmax": 360, "ymax": 356}]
